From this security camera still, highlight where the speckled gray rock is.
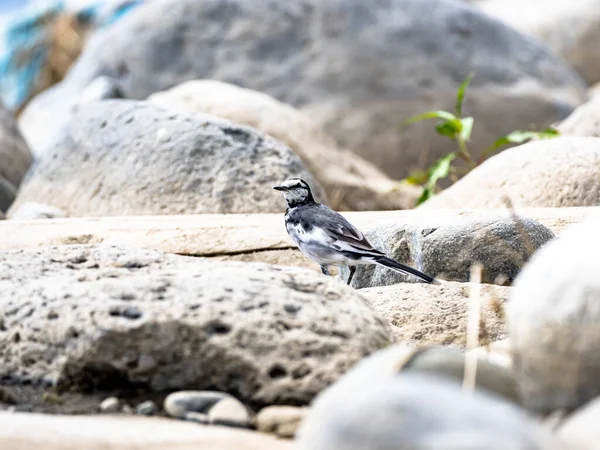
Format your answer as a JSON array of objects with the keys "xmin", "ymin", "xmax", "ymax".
[
  {"xmin": 19, "ymin": 0, "xmax": 586, "ymax": 179},
  {"xmin": 420, "ymin": 137, "xmax": 600, "ymax": 209},
  {"xmin": 0, "ymin": 244, "xmax": 391, "ymax": 408},
  {"xmin": 360, "ymin": 281, "xmax": 509, "ymax": 347},
  {"xmin": 8, "ymin": 100, "xmax": 324, "ymax": 216},
  {"xmin": 342, "ymin": 215, "xmax": 554, "ymax": 287},
  {"xmin": 297, "ymin": 361, "xmax": 560, "ymax": 450},
  {"xmin": 509, "ymin": 214, "xmax": 600, "ymax": 414}
]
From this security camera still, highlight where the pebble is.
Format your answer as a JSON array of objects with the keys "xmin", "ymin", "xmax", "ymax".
[
  {"xmin": 136, "ymin": 400, "xmax": 157, "ymax": 416},
  {"xmin": 164, "ymin": 391, "xmax": 229, "ymax": 419},
  {"xmin": 256, "ymin": 406, "xmax": 308, "ymax": 438},
  {"xmin": 164, "ymin": 390, "xmax": 250, "ymax": 428},
  {"xmin": 208, "ymin": 397, "xmax": 251, "ymax": 428},
  {"xmin": 99, "ymin": 397, "xmax": 121, "ymax": 413}
]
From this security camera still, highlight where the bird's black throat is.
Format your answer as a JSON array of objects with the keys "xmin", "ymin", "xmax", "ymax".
[{"xmin": 285, "ymin": 193, "xmax": 316, "ymax": 210}]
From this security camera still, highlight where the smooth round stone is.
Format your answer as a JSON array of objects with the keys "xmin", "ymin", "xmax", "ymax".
[
  {"xmin": 256, "ymin": 405, "xmax": 308, "ymax": 438},
  {"xmin": 136, "ymin": 400, "xmax": 157, "ymax": 416},
  {"xmin": 208, "ymin": 397, "xmax": 251, "ymax": 428},
  {"xmin": 164, "ymin": 391, "xmax": 231, "ymax": 419},
  {"xmin": 99, "ymin": 397, "xmax": 120, "ymax": 414},
  {"xmin": 403, "ymin": 347, "xmax": 519, "ymax": 405}
]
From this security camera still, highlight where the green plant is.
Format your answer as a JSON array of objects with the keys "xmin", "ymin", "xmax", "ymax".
[{"xmin": 403, "ymin": 73, "xmax": 559, "ymax": 206}]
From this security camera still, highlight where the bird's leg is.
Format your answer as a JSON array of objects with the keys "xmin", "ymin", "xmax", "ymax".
[
  {"xmin": 320, "ymin": 265, "xmax": 331, "ymax": 276},
  {"xmin": 347, "ymin": 266, "xmax": 356, "ymax": 286}
]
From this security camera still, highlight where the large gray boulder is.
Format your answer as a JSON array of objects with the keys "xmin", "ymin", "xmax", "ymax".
[
  {"xmin": 509, "ymin": 214, "xmax": 600, "ymax": 414},
  {"xmin": 0, "ymin": 104, "xmax": 32, "ymax": 212},
  {"xmin": 9, "ymin": 100, "xmax": 324, "ymax": 217},
  {"xmin": 342, "ymin": 215, "xmax": 554, "ymax": 287},
  {"xmin": 19, "ymin": 0, "xmax": 586, "ymax": 180},
  {"xmin": 475, "ymin": 0, "xmax": 600, "ymax": 85},
  {"xmin": 297, "ymin": 349, "xmax": 562, "ymax": 450},
  {"xmin": 0, "ymin": 244, "xmax": 392, "ymax": 408},
  {"xmin": 148, "ymin": 80, "xmax": 421, "ymax": 211}
]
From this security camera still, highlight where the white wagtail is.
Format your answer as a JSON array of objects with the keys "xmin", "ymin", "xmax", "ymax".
[{"xmin": 273, "ymin": 178, "xmax": 436, "ymax": 285}]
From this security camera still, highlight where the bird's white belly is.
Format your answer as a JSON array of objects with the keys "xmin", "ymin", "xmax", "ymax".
[{"xmin": 287, "ymin": 223, "xmax": 366, "ymax": 266}]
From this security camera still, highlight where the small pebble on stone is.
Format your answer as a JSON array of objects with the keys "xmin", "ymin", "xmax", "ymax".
[
  {"xmin": 99, "ymin": 397, "xmax": 121, "ymax": 413},
  {"xmin": 208, "ymin": 397, "xmax": 251, "ymax": 428},
  {"xmin": 136, "ymin": 400, "xmax": 157, "ymax": 416}
]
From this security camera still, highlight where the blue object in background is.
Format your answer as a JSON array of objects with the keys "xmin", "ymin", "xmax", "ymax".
[{"xmin": 0, "ymin": 0, "xmax": 144, "ymax": 111}]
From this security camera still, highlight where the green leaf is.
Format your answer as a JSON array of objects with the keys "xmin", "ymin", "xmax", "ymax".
[
  {"xmin": 404, "ymin": 110, "xmax": 457, "ymax": 125},
  {"xmin": 484, "ymin": 127, "xmax": 560, "ymax": 156},
  {"xmin": 459, "ymin": 117, "xmax": 474, "ymax": 142},
  {"xmin": 415, "ymin": 187, "xmax": 433, "ymax": 206},
  {"xmin": 428, "ymin": 152, "xmax": 457, "ymax": 187},
  {"xmin": 455, "ymin": 72, "xmax": 474, "ymax": 117},
  {"xmin": 435, "ymin": 120, "xmax": 461, "ymax": 139},
  {"xmin": 404, "ymin": 170, "xmax": 429, "ymax": 185}
]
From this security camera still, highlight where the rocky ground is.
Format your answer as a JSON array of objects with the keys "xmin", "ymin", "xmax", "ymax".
[{"xmin": 1, "ymin": 0, "xmax": 600, "ymax": 449}]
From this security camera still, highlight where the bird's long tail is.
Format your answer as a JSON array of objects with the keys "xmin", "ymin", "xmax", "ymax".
[{"xmin": 373, "ymin": 256, "xmax": 437, "ymax": 284}]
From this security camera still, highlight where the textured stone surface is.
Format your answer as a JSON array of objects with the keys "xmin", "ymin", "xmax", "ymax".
[
  {"xmin": 0, "ymin": 244, "xmax": 391, "ymax": 408},
  {"xmin": 558, "ymin": 97, "xmax": 600, "ymax": 137},
  {"xmin": 360, "ymin": 281, "xmax": 509, "ymax": 347},
  {"xmin": 9, "ymin": 100, "xmax": 324, "ymax": 217},
  {"xmin": 421, "ymin": 137, "xmax": 600, "ymax": 209},
  {"xmin": 342, "ymin": 215, "xmax": 554, "ymax": 287},
  {"xmin": 19, "ymin": 0, "xmax": 586, "ymax": 179},
  {"xmin": 0, "ymin": 413, "xmax": 293, "ymax": 450},
  {"xmin": 149, "ymin": 80, "xmax": 419, "ymax": 211},
  {"xmin": 476, "ymin": 0, "xmax": 600, "ymax": 84},
  {"xmin": 297, "ymin": 365, "xmax": 560, "ymax": 450},
  {"xmin": 509, "ymin": 215, "xmax": 600, "ymax": 414}
]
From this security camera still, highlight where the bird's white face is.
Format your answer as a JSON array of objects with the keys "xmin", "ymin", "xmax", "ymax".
[{"xmin": 273, "ymin": 178, "xmax": 312, "ymax": 205}]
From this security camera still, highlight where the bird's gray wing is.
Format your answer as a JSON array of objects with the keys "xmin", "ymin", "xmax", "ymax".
[{"xmin": 312, "ymin": 205, "xmax": 385, "ymax": 256}]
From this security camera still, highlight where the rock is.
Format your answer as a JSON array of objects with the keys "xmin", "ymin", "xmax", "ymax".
[
  {"xmin": 136, "ymin": 400, "xmax": 157, "ymax": 416},
  {"xmin": 0, "ymin": 412, "xmax": 293, "ymax": 450},
  {"xmin": 165, "ymin": 391, "xmax": 230, "ymax": 420},
  {"xmin": 297, "ymin": 370, "xmax": 560, "ymax": 450},
  {"xmin": 0, "ymin": 178, "xmax": 16, "ymax": 213},
  {"xmin": 0, "ymin": 244, "xmax": 392, "ymax": 408},
  {"xmin": 165, "ymin": 391, "xmax": 251, "ymax": 428},
  {"xmin": 402, "ymin": 347, "xmax": 519, "ymax": 405},
  {"xmin": 509, "ymin": 216, "xmax": 600, "ymax": 414},
  {"xmin": 19, "ymin": 0, "xmax": 586, "ymax": 180},
  {"xmin": 99, "ymin": 397, "xmax": 121, "ymax": 413},
  {"xmin": 208, "ymin": 397, "xmax": 251, "ymax": 428},
  {"xmin": 256, "ymin": 406, "xmax": 308, "ymax": 438},
  {"xmin": 149, "ymin": 80, "xmax": 420, "ymax": 211},
  {"xmin": 9, "ymin": 202, "xmax": 66, "ymax": 220},
  {"xmin": 469, "ymin": 338, "xmax": 513, "ymax": 369},
  {"xmin": 557, "ymin": 396, "xmax": 600, "ymax": 450},
  {"xmin": 420, "ymin": 137, "xmax": 600, "ymax": 209},
  {"xmin": 476, "ymin": 0, "xmax": 600, "ymax": 84},
  {"xmin": 342, "ymin": 214, "xmax": 554, "ymax": 287},
  {"xmin": 0, "ymin": 103, "xmax": 32, "ymax": 211},
  {"xmin": 8, "ymin": 100, "xmax": 325, "ymax": 217},
  {"xmin": 360, "ymin": 281, "xmax": 509, "ymax": 347},
  {"xmin": 558, "ymin": 97, "xmax": 600, "ymax": 137}
]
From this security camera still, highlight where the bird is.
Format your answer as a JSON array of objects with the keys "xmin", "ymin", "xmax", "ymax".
[{"xmin": 273, "ymin": 178, "xmax": 437, "ymax": 286}]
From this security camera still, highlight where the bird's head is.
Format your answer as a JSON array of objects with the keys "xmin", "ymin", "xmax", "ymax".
[{"xmin": 273, "ymin": 178, "xmax": 315, "ymax": 207}]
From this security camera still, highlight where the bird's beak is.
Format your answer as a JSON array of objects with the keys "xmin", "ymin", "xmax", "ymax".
[{"xmin": 273, "ymin": 185, "xmax": 286, "ymax": 191}]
